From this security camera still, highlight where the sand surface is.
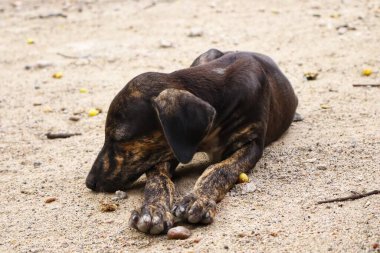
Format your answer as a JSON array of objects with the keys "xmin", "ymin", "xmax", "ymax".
[{"xmin": 1, "ymin": 0, "xmax": 379, "ymax": 252}]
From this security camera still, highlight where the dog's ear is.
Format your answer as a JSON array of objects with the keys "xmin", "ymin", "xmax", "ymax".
[{"xmin": 152, "ymin": 89, "xmax": 216, "ymax": 164}]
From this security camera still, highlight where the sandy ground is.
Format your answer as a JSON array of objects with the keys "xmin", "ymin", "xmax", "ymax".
[{"xmin": 1, "ymin": 0, "xmax": 379, "ymax": 252}]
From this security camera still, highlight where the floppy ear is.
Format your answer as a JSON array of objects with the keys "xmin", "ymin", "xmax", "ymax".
[{"xmin": 152, "ymin": 89, "xmax": 216, "ymax": 164}]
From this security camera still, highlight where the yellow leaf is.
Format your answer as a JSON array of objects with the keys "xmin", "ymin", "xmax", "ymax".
[
  {"xmin": 79, "ymin": 88, "xmax": 89, "ymax": 93},
  {"xmin": 362, "ymin": 68, "xmax": 373, "ymax": 76},
  {"xmin": 238, "ymin": 173, "xmax": 249, "ymax": 183},
  {"xmin": 26, "ymin": 38, "xmax": 34, "ymax": 44},
  {"xmin": 52, "ymin": 72, "xmax": 63, "ymax": 79},
  {"xmin": 88, "ymin": 108, "xmax": 100, "ymax": 117}
]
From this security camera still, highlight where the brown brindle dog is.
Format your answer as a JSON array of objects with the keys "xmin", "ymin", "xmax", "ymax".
[{"xmin": 86, "ymin": 49, "xmax": 298, "ymax": 234}]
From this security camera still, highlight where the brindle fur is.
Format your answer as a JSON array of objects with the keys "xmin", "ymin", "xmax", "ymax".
[{"xmin": 86, "ymin": 49, "xmax": 298, "ymax": 234}]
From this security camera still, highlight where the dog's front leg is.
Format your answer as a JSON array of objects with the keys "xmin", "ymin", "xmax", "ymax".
[
  {"xmin": 173, "ymin": 141, "xmax": 263, "ymax": 224},
  {"xmin": 129, "ymin": 160, "xmax": 177, "ymax": 234}
]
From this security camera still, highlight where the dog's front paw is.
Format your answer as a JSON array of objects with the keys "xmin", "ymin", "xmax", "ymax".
[
  {"xmin": 172, "ymin": 193, "xmax": 216, "ymax": 224},
  {"xmin": 129, "ymin": 204, "xmax": 174, "ymax": 234}
]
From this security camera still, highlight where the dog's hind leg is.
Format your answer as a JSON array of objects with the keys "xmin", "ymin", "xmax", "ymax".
[
  {"xmin": 129, "ymin": 160, "xmax": 178, "ymax": 234},
  {"xmin": 172, "ymin": 141, "xmax": 263, "ymax": 224}
]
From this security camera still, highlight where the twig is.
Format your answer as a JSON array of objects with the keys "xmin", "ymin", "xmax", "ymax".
[
  {"xmin": 57, "ymin": 52, "xmax": 91, "ymax": 59},
  {"xmin": 46, "ymin": 133, "xmax": 81, "ymax": 139},
  {"xmin": 30, "ymin": 13, "xmax": 67, "ymax": 19},
  {"xmin": 317, "ymin": 190, "xmax": 380, "ymax": 204},
  {"xmin": 353, "ymin": 84, "xmax": 380, "ymax": 87},
  {"xmin": 39, "ymin": 13, "xmax": 67, "ymax": 19}
]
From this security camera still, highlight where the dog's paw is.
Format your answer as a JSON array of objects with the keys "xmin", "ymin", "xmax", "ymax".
[
  {"xmin": 172, "ymin": 193, "xmax": 216, "ymax": 224},
  {"xmin": 129, "ymin": 204, "xmax": 174, "ymax": 234}
]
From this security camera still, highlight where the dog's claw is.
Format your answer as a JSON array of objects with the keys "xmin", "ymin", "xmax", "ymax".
[
  {"xmin": 129, "ymin": 204, "xmax": 174, "ymax": 234},
  {"xmin": 172, "ymin": 193, "xmax": 216, "ymax": 224}
]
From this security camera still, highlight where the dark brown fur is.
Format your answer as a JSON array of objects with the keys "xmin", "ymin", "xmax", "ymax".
[{"xmin": 86, "ymin": 49, "xmax": 298, "ymax": 234}]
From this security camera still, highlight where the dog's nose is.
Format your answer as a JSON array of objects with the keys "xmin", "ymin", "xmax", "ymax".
[{"xmin": 85, "ymin": 174, "xmax": 97, "ymax": 191}]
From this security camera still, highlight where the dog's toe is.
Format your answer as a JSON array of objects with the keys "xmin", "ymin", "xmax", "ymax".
[
  {"xmin": 172, "ymin": 193, "xmax": 196, "ymax": 218},
  {"xmin": 129, "ymin": 204, "xmax": 173, "ymax": 234},
  {"xmin": 173, "ymin": 193, "xmax": 216, "ymax": 224}
]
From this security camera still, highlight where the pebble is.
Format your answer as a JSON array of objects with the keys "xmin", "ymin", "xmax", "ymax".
[
  {"xmin": 159, "ymin": 39, "xmax": 174, "ymax": 48},
  {"xmin": 33, "ymin": 162, "xmax": 42, "ymax": 167},
  {"xmin": 305, "ymin": 158, "xmax": 317, "ymax": 163},
  {"xmin": 188, "ymin": 28, "xmax": 203, "ymax": 37},
  {"xmin": 43, "ymin": 106, "xmax": 53, "ymax": 113},
  {"xmin": 337, "ymin": 26, "xmax": 348, "ymax": 35},
  {"xmin": 45, "ymin": 197, "xmax": 57, "ymax": 203},
  {"xmin": 69, "ymin": 116, "xmax": 80, "ymax": 122},
  {"xmin": 229, "ymin": 180, "xmax": 257, "ymax": 196},
  {"xmin": 112, "ymin": 190, "xmax": 128, "ymax": 200},
  {"xmin": 293, "ymin": 112, "xmax": 304, "ymax": 122},
  {"xmin": 167, "ymin": 226, "xmax": 191, "ymax": 240},
  {"xmin": 241, "ymin": 181, "xmax": 257, "ymax": 194}
]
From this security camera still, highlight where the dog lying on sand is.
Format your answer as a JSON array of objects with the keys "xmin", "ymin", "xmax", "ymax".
[{"xmin": 86, "ymin": 49, "xmax": 298, "ymax": 234}]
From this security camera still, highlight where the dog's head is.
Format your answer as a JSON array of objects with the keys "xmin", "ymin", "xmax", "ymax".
[{"xmin": 86, "ymin": 75, "xmax": 216, "ymax": 192}]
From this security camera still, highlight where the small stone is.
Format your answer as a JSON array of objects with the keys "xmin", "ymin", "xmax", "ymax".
[
  {"xmin": 336, "ymin": 24, "xmax": 356, "ymax": 35},
  {"xmin": 69, "ymin": 116, "xmax": 80, "ymax": 122},
  {"xmin": 33, "ymin": 162, "xmax": 42, "ymax": 168},
  {"xmin": 270, "ymin": 232, "xmax": 278, "ymax": 237},
  {"xmin": 159, "ymin": 39, "xmax": 173, "ymax": 48},
  {"xmin": 293, "ymin": 113, "xmax": 304, "ymax": 122},
  {"xmin": 45, "ymin": 197, "xmax": 57, "ymax": 203},
  {"xmin": 241, "ymin": 181, "xmax": 257, "ymax": 194},
  {"xmin": 167, "ymin": 226, "xmax": 191, "ymax": 240},
  {"xmin": 337, "ymin": 26, "xmax": 347, "ymax": 35},
  {"xmin": 305, "ymin": 158, "xmax": 317, "ymax": 163},
  {"xmin": 43, "ymin": 106, "xmax": 53, "ymax": 113},
  {"xmin": 113, "ymin": 190, "xmax": 128, "ymax": 200},
  {"xmin": 188, "ymin": 28, "xmax": 203, "ymax": 37},
  {"xmin": 193, "ymin": 238, "xmax": 201, "ymax": 243},
  {"xmin": 316, "ymin": 164, "xmax": 327, "ymax": 170}
]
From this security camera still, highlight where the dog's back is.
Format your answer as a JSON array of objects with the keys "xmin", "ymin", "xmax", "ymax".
[{"xmin": 171, "ymin": 51, "xmax": 298, "ymax": 153}]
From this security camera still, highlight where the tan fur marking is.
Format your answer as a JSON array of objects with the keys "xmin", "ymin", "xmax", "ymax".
[
  {"xmin": 130, "ymin": 90, "xmax": 142, "ymax": 97},
  {"xmin": 108, "ymin": 155, "xmax": 123, "ymax": 179},
  {"xmin": 103, "ymin": 152, "xmax": 110, "ymax": 172},
  {"xmin": 228, "ymin": 123, "xmax": 259, "ymax": 144}
]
